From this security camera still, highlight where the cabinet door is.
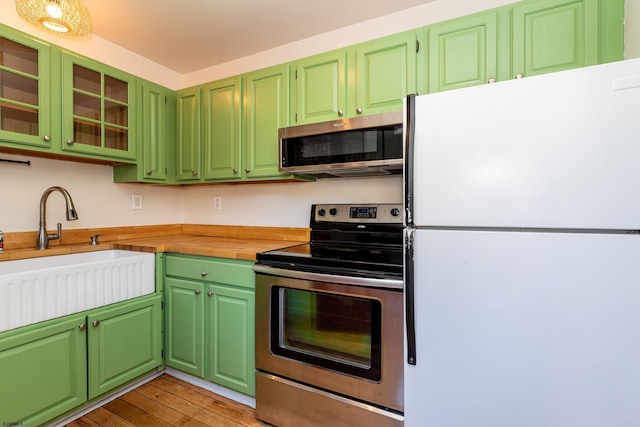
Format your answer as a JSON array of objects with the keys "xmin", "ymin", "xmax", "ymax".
[
  {"xmin": 244, "ymin": 64, "xmax": 289, "ymax": 179},
  {"xmin": 292, "ymin": 50, "xmax": 347, "ymax": 125},
  {"xmin": 511, "ymin": 0, "xmax": 598, "ymax": 78},
  {"xmin": 61, "ymin": 52, "xmax": 137, "ymax": 161},
  {"xmin": 353, "ymin": 31, "xmax": 418, "ymax": 114},
  {"xmin": 140, "ymin": 81, "xmax": 169, "ymax": 180},
  {"xmin": 202, "ymin": 76, "xmax": 242, "ymax": 181},
  {"xmin": 165, "ymin": 277, "xmax": 205, "ymax": 377},
  {"xmin": 207, "ymin": 284, "xmax": 255, "ymax": 396},
  {"xmin": 175, "ymin": 86, "xmax": 202, "ymax": 181},
  {"xmin": 87, "ymin": 296, "xmax": 162, "ymax": 399},
  {"xmin": 0, "ymin": 28, "xmax": 52, "ymax": 150},
  {"xmin": 428, "ymin": 12, "xmax": 499, "ymax": 92},
  {"xmin": 0, "ymin": 315, "xmax": 86, "ymax": 426}
]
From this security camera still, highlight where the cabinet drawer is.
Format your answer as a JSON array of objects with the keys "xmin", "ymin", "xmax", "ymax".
[{"xmin": 165, "ymin": 254, "xmax": 255, "ymax": 289}]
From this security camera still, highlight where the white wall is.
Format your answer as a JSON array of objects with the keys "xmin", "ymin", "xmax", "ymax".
[
  {"xmin": 0, "ymin": 152, "xmax": 183, "ymax": 232},
  {"xmin": 182, "ymin": 177, "xmax": 403, "ymax": 228}
]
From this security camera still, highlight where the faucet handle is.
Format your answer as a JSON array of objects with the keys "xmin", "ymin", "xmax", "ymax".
[{"xmin": 90, "ymin": 234, "xmax": 104, "ymax": 246}]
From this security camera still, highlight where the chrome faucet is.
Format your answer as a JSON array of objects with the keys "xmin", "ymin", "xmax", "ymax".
[{"xmin": 37, "ymin": 186, "xmax": 79, "ymax": 250}]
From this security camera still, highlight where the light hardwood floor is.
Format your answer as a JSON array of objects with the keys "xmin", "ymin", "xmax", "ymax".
[{"xmin": 65, "ymin": 374, "xmax": 266, "ymax": 426}]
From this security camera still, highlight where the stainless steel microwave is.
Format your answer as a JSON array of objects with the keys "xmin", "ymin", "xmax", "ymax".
[{"xmin": 278, "ymin": 112, "xmax": 403, "ymax": 178}]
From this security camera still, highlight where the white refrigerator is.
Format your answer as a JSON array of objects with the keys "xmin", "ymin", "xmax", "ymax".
[{"xmin": 403, "ymin": 58, "xmax": 640, "ymax": 426}]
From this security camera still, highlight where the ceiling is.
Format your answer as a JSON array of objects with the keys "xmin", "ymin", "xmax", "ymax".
[{"xmin": 81, "ymin": 0, "xmax": 437, "ymax": 74}]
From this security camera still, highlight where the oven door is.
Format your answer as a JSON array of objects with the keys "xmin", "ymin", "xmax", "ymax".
[{"xmin": 255, "ymin": 271, "xmax": 404, "ymax": 412}]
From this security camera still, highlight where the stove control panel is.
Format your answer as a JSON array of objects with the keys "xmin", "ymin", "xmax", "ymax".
[{"xmin": 313, "ymin": 203, "xmax": 403, "ymax": 223}]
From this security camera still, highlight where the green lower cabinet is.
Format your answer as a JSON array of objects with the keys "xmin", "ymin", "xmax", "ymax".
[
  {"xmin": 0, "ymin": 315, "xmax": 87, "ymax": 427},
  {"xmin": 163, "ymin": 253, "xmax": 256, "ymax": 396},
  {"xmin": 207, "ymin": 283, "xmax": 255, "ymax": 396},
  {"xmin": 164, "ymin": 277, "xmax": 205, "ymax": 377},
  {"xmin": 87, "ymin": 296, "xmax": 163, "ymax": 399}
]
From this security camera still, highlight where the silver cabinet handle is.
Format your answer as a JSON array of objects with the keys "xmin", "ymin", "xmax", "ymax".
[
  {"xmin": 356, "ymin": 108, "xmax": 362, "ymax": 114},
  {"xmin": 207, "ymin": 291, "xmax": 214, "ymax": 297},
  {"xmin": 195, "ymin": 289, "xmax": 202, "ymax": 295},
  {"xmin": 515, "ymin": 73, "xmax": 524, "ymax": 79},
  {"xmin": 145, "ymin": 170, "xmax": 152, "ymax": 175},
  {"xmin": 66, "ymin": 139, "xmax": 74, "ymax": 145},
  {"xmin": 337, "ymin": 110, "xmax": 343, "ymax": 117},
  {"xmin": 488, "ymin": 77, "xmax": 496, "ymax": 84},
  {"xmin": 92, "ymin": 320, "xmax": 100, "ymax": 327},
  {"xmin": 79, "ymin": 323, "xmax": 87, "ymax": 331},
  {"xmin": 233, "ymin": 168, "xmax": 238, "ymax": 174},
  {"xmin": 201, "ymin": 271, "xmax": 208, "ymax": 277},
  {"xmin": 44, "ymin": 135, "xmax": 52, "ymax": 141},
  {"xmin": 245, "ymin": 168, "xmax": 251, "ymax": 173},
  {"xmin": 192, "ymin": 170, "xmax": 198, "ymax": 176}
]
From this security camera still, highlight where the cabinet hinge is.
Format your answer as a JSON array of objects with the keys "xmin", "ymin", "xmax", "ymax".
[
  {"xmin": 161, "ymin": 349, "xmax": 164, "ymax": 358},
  {"xmin": 416, "ymin": 40, "xmax": 420, "ymax": 53},
  {"xmin": 295, "ymin": 112, "xmax": 298, "ymax": 122},
  {"xmin": 295, "ymin": 69, "xmax": 298, "ymax": 79},
  {"xmin": 161, "ymin": 301, "xmax": 164, "ymax": 309},
  {"xmin": 165, "ymin": 96, "xmax": 167, "ymax": 104}
]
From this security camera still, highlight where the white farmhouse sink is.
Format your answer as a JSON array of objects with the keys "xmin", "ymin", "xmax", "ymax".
[{"xmin": 0, "ymin": 250, "xmax": 155, "ymax": 333}]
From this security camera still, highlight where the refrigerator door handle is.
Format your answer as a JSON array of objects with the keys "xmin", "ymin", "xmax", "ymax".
[
  {"xmin": 405, "ymin": 227, "xmax": 417, "ymax": 365},
  {"xmin": 404, "ymin": 94, "xmax": 415, "ymax": 228}
]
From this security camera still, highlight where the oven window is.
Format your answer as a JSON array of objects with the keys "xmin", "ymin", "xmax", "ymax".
[{"xmin": 271, "ymin": 287, "xmax": 382, "ymax": 381}]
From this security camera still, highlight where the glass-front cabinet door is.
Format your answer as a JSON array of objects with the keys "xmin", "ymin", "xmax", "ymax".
[
  {"xmin": 61, "ymin": 52, "xmax": 136, "ymax": 161},
  {"xmin": 0, "ymin": 29, "xmax": 51, "ymax": 149}
]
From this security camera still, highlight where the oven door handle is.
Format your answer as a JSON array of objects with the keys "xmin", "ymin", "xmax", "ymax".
[{"xmin": 253, "ymin": 264, "xmax": 403, "ymax": 290}]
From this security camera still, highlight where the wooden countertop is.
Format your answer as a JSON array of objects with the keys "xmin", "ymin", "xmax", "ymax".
[
  {"xmin": 114, "ymin": 234, "xmax": 304, "ymax": 261},
  {"xmin": 0, "ymin": 224, "xmax": 309, "ymax": 263}
]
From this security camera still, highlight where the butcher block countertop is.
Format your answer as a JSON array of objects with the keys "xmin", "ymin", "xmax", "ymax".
[{"xmin": 0, "ymin": 224, "xmax": 309, "ymax": 262}]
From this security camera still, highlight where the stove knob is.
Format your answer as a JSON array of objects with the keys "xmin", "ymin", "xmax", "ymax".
[
  {"xmin": 391, "ymin": 208, "xmax": 401, "ymax": 217},
  {"xmin": 318, "ymin": 209, "xmax": 326, "ymax": 217},
  {"xmin": 329, "ymin": 208, "xmax": 338, "ymax": 216}
]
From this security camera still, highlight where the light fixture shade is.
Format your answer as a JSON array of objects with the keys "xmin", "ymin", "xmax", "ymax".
[{"xmin": 15, "ymin": 0, "xmax": 91, "ymax": 37}]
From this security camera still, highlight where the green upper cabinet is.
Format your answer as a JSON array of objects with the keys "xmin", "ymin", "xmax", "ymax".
[
  {"xmin": 350, "ymin": 30, "xmax": 419, "ymax": 116},
  {"xmin": 113, "ymin": 80, "xmax": 176, "ymax": 183},
  {"xmin": 0, "ymin": 315, "xmax": 87, "ymax": 427},
  {"xmin": 424, "ymin": 0, "xmax": 624, "ymax": 92},
  {"xmin": 61, "ymin": 51, "xmax": 137, "ymax": 162},
  {"xmin": 291, "ymin": 31, "xmax": 419, "ymax": 125},
  {"xmin": 511, "ymin": 0, "xmax": 596, "ymax": 78},
  {"xmin": 0, "ymin": 25, "xmax": 52, "ymax": 151},
  {"xmin": 290, "ymin": 50, "xmax": 348, "ymax": 125},
  {"xmin": 175, "ymin": 86, "xmax": 202, "ymax": 182},
  {"xmin": 202, "ymin": 76, "xmax": 243, "ymax": 181},
  {"xmin": 427, "ymin": 11, "xmax": 502, "ymax": 92},
  {"xmin": 244, "ymin": 64, "xmax": 296, "ymax": 180}
]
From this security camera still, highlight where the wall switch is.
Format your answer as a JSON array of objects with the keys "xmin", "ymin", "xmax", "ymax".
[
  {"xmin": 213, "ymin": 196, "xmax": 222, "ymax": 210},
  {"xmin": 132, "ymin": 194, "xmax": 143, "ymax": 210}
]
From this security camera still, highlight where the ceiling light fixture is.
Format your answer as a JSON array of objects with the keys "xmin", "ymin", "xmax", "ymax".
[{"xmin": 15, "ymin": 0, "xmax": 91, "ymax": 37}]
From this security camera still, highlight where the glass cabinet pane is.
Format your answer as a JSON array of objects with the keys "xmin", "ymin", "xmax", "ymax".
[
  {"xmin": 73, "ymin": 64, "xmax": 101, "ymax": 95},
  {"xmin": 73, "ymin": 92, "xmax": 100, "ymax": 120},
  {"xmin": 74, "ymin": 119, "xmax": 101, "ymax": 147},
  {"xmin": 0, "ymin": 70, "xmax": 38, "ymax": 105},
  {"xmin": 105, "ymin": 75, "xmax": 128, "ymax": 102},
  {"xmin": 105, "ymin": 126, "xmax": 128, "ymax": 150},
  {"xmin": 0, "ymin": 37, "xmax": 38, "ymax": 76},
  {"xmin": 0, "ymin": 104, "xmax": 38, "ymax": 136},
  {"xmin": 104, "ymin": 100, "xmax": 128, "ymax": 126}
]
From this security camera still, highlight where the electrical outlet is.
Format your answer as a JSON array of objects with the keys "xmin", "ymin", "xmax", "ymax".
[
  {"xmin": 213, "ymin": 196, "xmax": 222, "ymax": 210},
  {"xmin": 131, "ymin": 194, "xmax": 143, "ymax": 210}
]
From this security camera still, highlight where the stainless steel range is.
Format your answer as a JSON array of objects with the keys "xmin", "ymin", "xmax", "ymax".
[{"xmin": 253, "ymin": 203, "xmax": 404, "ymax": 427}]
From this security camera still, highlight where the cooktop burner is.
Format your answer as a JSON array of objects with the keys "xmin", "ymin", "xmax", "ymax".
[{"xmin": 255, "ymin": 203, "xmax": 403, "ymax": 280}]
